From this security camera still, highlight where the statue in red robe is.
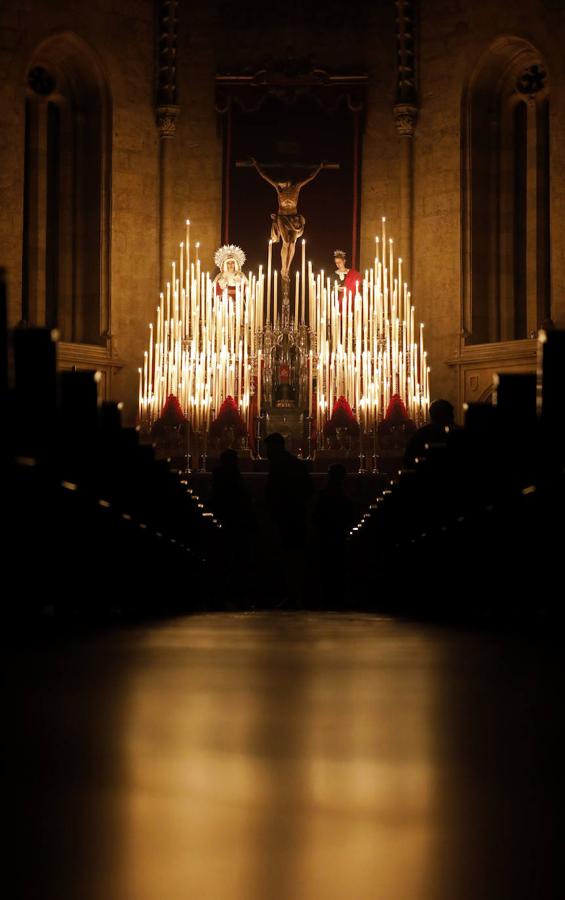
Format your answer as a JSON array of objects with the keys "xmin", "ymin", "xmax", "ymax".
[{"xmin": 334, "ymin": 250, "xmax": 361, "ymax": 300}]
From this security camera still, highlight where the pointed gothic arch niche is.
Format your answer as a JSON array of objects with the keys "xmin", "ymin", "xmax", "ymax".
[
  {"xmin": 22, "ymin": 33, "xmax": 111, "ymax": 345},
  {"xmin": 462, "ymin": 37, "xmax": 550, "ymax": 345}
]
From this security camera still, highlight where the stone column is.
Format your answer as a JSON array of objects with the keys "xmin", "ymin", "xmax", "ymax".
[
  {"xmin": 25, "ymin": 66, "xmax": 56, "ymax": 327},
  {"xmin": 525, "ymin": 95, "xmax": 539, "ymax": 338},
  {"xmin": 157, "ymin": 106, "xmax": 180, "ymax": 285},
  {"xmin": 516, "ymin": 63, "xmax": 549, "ymax": 337},
  {"xmin": 393, "ymin": 1, "xmax": 418, "ymax": 287},
  {"xmin": 393, "ymin": 104, "xmax": 417, "ymax": 288},
  {"xmin": 156, "ymin": 0, "xmax": 180, "ymax": 286}
]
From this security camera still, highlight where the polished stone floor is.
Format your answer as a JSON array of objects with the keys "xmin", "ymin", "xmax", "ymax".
[{"xmin": 8, "ymin": 613, "xmax": 562, "ymax": 900}]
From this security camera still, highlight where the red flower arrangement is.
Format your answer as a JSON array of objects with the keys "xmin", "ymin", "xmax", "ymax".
[
  {"xmin": 159, "ymin": 394, "xmax": 188, "ymax": 426},
  {"xmin": 151, "ymin": 394, "xmax": 189, "ymax": 437},
  {"xmin": 209, "ymin": 396, "xmax": 248, "ymax": 438},
  {"xmin": 378, "ymin": 393, "xmax": 416, "ymax": 434},
  {"xmin": 324, "ymin": 396, "xmax": 360, "ymax": 435}
]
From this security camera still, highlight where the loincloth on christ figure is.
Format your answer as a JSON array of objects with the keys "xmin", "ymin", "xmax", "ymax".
[{"xmin": 270, "ymin": 213, "xmax": 305, "ymax": 245}]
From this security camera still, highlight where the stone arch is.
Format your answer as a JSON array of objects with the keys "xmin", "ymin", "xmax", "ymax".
[
  {"xmin": 22, "ymin": 32, "xmax": 112, "ymax": 345},
  {"xmin": 461, "ymin": 36, "xmax": 550, "ymax": 345}
]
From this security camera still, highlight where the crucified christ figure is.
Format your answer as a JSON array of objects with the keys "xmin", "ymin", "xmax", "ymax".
[{"xmin": 249, "ymin": 157, "xmax": 330, "ymax": 280}]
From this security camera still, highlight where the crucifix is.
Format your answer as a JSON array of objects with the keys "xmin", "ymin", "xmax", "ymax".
[
  {"xmin": 236, "ymin": 156, "xmax": 339, "ymax": 412},
  {"xmin": 237, "ymin": 157, "xmax": 339, "ymax": 295}
]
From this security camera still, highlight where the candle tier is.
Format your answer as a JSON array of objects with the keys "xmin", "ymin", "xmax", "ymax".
[{"xmin": 138, "ymin": 218, "xmax": 431, "ymax": 440}]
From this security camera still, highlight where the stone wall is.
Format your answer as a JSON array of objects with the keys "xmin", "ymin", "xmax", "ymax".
[
  {"xmin": 414, "ymin": 0, "xmax": 565, "ymax": 409},
  {"xmin": 0, "ymin": 0, "xmax": 159, "ymax": 423},
  {"xmin": 1, "ymin": 0, "xmax": 564, "ymax": 421}
]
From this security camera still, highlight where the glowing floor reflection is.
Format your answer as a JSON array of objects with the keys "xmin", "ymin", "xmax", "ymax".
[{"xmin": 9, "ymin": 614, "xmax": 562, "ymax": 900}]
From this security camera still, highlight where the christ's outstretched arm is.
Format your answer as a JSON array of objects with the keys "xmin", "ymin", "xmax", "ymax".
[
  {"xmin": 296, "ymin": 161, "xmax": 326, "ymax": 191},
  {"xmin": 250, "ymin": 158, "xmax": 279, "ymax": 190}
]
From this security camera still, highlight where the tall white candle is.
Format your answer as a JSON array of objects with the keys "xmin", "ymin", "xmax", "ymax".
[
  {"xmin": 267, "ymin": 240, "xmax": 272, "ymax": 323},
  {"xmin": 257, "ymin": 350, "xmax": 262, "ymax": 415},
  {"xmin": 138, "ymin": 367, "xmax": 143, "ymax": 424},
  {"xmin": 420, "ymin": 323, "xmax": 424, "ymax": 389},
  {"xmin": 398, "ymin": 257, "xmax": 403, "ymax": 321},
  {"xmin": 179, "ymin": 242, "xmax": 184, "ymax": 310},
  {"xmin": 301, "ymin": 239, "xmax": 306, "ymax": 324},
  {"xmin": 186, "ymin": 220, "xmax": 190, "ymax": 290},
  {"xmin": 307, "ymin": 261, "xmax": 312, "ymax": 329},
  {"xmin": 148, "ymin": 324, "xmax": 153, "ymax": 399},
  {"xmin": 308, "ymin": 350, "xmax": 313, "ymax": 417}
]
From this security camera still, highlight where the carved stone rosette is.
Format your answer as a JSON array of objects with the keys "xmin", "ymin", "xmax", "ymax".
[
  {"xmin": 156, "ymin": 104, "xmax": 180, "ymax": 138},
  {"xmin": 156, "ymin": 0, "xmax": 179, "ymax": 136},
  {"xmin": 394, "ymin": 102, "xmax": 418, "ymax": 136},
  {"xmin": 27, "ymin": 65, "xmax": 56, "ymax": 96},
  {"xmin": 394, "ymin": 1, "xmax": 418, "ymax": 129},
  {"xmin": 516, "ymin": 63, "xmax": 548, "ymax": 99}
]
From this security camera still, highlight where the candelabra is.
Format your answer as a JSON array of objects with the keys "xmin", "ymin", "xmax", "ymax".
[{"xmin": 138, "ymin": 218, "xmax": 431, "ymax": 452}]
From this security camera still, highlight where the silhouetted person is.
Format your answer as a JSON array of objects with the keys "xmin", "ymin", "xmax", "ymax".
[
  {"xmin": 404, "ymin": 399, "xmax": 461, "ymax": 469},
  {"xmin": 209, "ymin": 449, "xmax": 256, "ymax": 607},
  {"xmin": 263, "ymin": 432, "xmax": 312, "ymax": 608},
  {"xmin": 314, "ymin": 464, "xmax": 355, "ymax": 608},
  {"xmin": 210, "ymin": 448, "xmax": 255, "ymax": 534},
  {"xmin": 264, "ymin": 432, "xmax": 311, "ymax": 548},
  {"xmin": 315, "ymin": 464, "xmax": 355, "ymax": 549}
]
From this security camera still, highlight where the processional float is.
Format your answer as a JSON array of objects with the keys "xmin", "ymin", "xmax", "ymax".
[{"xmin": 138, "ymin": 207, "xmax": 431, "ymax": 461}]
